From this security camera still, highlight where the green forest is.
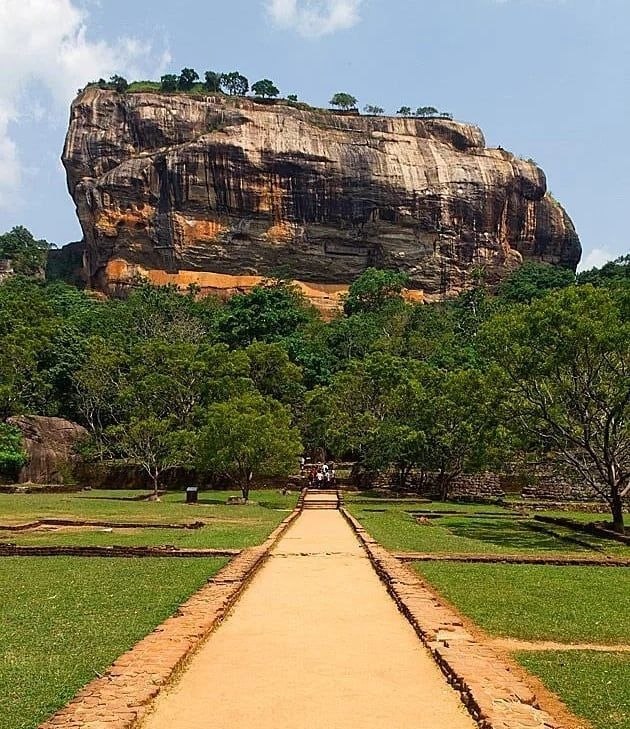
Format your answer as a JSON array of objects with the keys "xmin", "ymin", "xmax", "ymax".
[{"xmin": 0, "ymin": 226, "xmax": 628, "ymax": 528}]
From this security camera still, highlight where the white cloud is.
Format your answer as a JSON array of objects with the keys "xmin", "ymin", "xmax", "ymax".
[
  {"xmin": 578, "ymin": 247, "xmax": 615, "ymax": 272},
  {"xmin": 266, "ymin": 0, "xmax": 363, "ymax": 38},
  {"xmin": 0, "ymin": 0, "xmax": 167, "ymax": 209}
]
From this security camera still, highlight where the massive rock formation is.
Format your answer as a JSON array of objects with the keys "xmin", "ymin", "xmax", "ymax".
[
  {"xmin": 63, "ymin": 88, "xmax": 580, "ymax": 307},
  {"xmin": 7, "ymin": 416, "xmax": 88, "ymax": 484}
]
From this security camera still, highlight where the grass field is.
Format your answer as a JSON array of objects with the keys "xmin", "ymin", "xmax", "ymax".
[
  {"xmin": 517, "ymin": 652, "xmax": 630, "ymax": 729},
  {"xmin": 347, "ymin": 499, "xmax": 629, "ymax": 557},
  {"xmin": 0, "ymin": 556, "xmax": 227, "ymax": 729},
  {"xmin": 0, "ymin": 490, "xmax": 298, "ymax": 549},
  {"xmin": 413, "ymin": 562, "xmax": 630, "ymax": 643}
]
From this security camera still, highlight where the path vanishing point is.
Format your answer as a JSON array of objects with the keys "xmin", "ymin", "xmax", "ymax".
[{"xmin": 142, "ymin": 492, "xmax": 476, "ymax": 729}]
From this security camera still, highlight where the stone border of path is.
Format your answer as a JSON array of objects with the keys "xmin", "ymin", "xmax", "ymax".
[
  {"xmin": 0, "ymin": 518, "xmax": 206, "ymax": 531},
  {"xmin": 0, "ymin": 544, "xmax": 241, "ymax": 558},
  {"xmin": 341, "ymin": 508, "xmax": 584, "ymax": 729},
  {"xmin": 394, "ymin": 551, "xmax": 630, "ymax": 567},
  {"xmin": 37, "ymin": 504, "xmax": 303, "ymax": 729}
]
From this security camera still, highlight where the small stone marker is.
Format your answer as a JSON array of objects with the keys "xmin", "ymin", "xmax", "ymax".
[{"xmin": 186, "ymin": 486, "xmax": 198, "ymax": 504}]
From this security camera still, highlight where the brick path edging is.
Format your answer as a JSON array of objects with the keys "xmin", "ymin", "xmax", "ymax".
[
  {"xmin": 0, "ymin": 519, "xmax": 206, "ymax": 532},
  {"xmin": 341, "ymin": 508, "xmax": 577, "ymax": 729},
  {"xmin": 393, "ymin": 551, "xmax": 630, "ymax": 567},
  {"xmin": 38, "ymin": 506, "xmax": 302, "ymax": 729},
  {"xmin": 0, "ymin": 544, "xmax": 241, "ymax": 558}
]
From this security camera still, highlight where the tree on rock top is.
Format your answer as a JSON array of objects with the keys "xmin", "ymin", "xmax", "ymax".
[
  {"xmin": 109, "ymin": 75, "xmax": 128, "ymax": 93},
  {"xmin": 204, "ymin": 71, "xmax": 222, "ymax": 92},
  {"xmin": 252, "ymin": 79, "xmax": 280, "ymax": 99},
  {"xmin": 178, "ymin": 68, "xmax": 199, "ymax": 91},
  {"xmin": 160, "ymin": 74, "xmax": 178, "ymax": 93},
  {"xmin": 221, "ymin": 71, "xmax": 249, "ymax": 96},
  {"xmin": 330, "ymin": 92, "xmax": 357, "ymax": 110}
]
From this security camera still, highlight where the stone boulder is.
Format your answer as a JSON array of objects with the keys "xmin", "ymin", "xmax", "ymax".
[{"xmin": 7, "ymin": 415, "xmax": 88, "ymax": 484}]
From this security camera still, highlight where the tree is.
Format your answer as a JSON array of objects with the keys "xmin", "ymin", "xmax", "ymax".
[
  {"xmin": 498, "ymin": 262, "xmax": 575, "ymax": 304},
  {"xmin": 344, "ymin": 268, "xmax": 409, "ymax": 316},
  {"xmin": 204, "ymin": 71, "xmax": 222, "ymax": 92},
  {"xmin": 0, "ymin": 422, "xmax": 27, "ymax": 479},
  {"xmin": 397, "ymin": 106, "xmax": 413, "ymax": 116},
  {"xmin": 412, "ymin": 367, "xmax": 503, "ymax": 500},
  {"xmin": 245, "ymin": 342, "xmax": 305, "ymax": 406},
  {"xmin": 416, "ymin": 106, "xmax": 439, "ymax": 117},
  {"xmin": 109, "ymin": 75, "xmax": 128, "ymax": 93},
  {"xmin": 330, "ymin": 93, "xmax": 357, "ymax": 110},
  {"xmin": 218, "ymin": 280, "xmax": 315, "ymax": 347},
  {"xmin": 252, "ymin": 79, "xmax": 280, "ymax": 99},
  {"xmin": 160, "ymin": 74, "xmax": 178, "ymax": 93},
  {"xmin": 287, "ymin": 94, "xmax": 298, "ymax": 102},
  {"xmin": 578, "ymin": 254, "xmax": 629, "ymax": 288},
  {"xmin": 481, "ymin": 285, "xmax": 630, "ymax": 532},
  {"xmin": 364, "ymin": 105, "xmax": 384, "ymax": 115},
  {"xmin": 0, "ymin": 226, "xmax": 50, "ymax": 277},
  {"xmin": 178, "ymin": 68, "xmax": 199, "ymax": 91},
  {"xmin": 221, "ymin": 72, "xmax": 249, "ymax": 96},
  {"xmin": 107, "ymin": 417, "xmax": 194, "ymax": 498},
  {"xmin": 197, "ymin": 393, "xmax": 302, "ymax": 500},
  {"xmin": 311, "ymin": 354, "xmax": 501, "ymax": 494}
]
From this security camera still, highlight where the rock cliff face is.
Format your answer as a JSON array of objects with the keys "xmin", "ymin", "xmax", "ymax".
[{"xmin": 63, "ymin": 88, "xmax": 580, "ymax": 307}]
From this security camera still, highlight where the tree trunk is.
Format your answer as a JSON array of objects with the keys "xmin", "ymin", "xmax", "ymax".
[
  {"xmin": 149, "ymin": 471, "xmax": 161, "ymax": 502},
  {"xmin": 438, "ymin": 470, "xmax": 451, "ymax": 502},
  {"xmin": 398, "ymin": 465, "xmax": 409, "ymax": 490},
  {"xmin": 242, "ymin": 472, "xmax": 252, "ymax": 502},
  {"xmin": 610, "ymin": 489, "xmax": 626, "ymax": 534}
]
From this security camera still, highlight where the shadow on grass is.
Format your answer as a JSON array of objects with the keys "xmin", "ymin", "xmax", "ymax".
[{"xmin": 444, "ymin": 517, "xmax": 607, "ymax": 553}]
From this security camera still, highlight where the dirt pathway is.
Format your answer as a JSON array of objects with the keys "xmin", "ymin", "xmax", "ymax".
[{"xmin": 142, "ymin": 504, "xmax": 476, "ymax": 729}]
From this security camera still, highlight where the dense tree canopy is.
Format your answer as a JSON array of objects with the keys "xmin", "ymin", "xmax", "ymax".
[
  {"xmin": 0, "ymin": 244, "xmax": 628, "ymax": 525},
  {"xmin": 0, "ymin": 226, "xmax": 50, "ymax": 277},
  {"xmin": 252, "ymin": 79, "xmax": 280, "ymax": 98},
  {"xmin": 330, "ymin": 93, "xmax": 357, "ymax": 110}
]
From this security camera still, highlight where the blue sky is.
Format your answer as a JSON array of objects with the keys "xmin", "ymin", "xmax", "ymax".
[{"xmin": 1, "ymin": 0, "xmax": 628, "ymax": 270}]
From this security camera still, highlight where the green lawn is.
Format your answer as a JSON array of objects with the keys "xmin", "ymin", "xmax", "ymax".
[
  {"xmin": 347, "ymin": 500, "xmax": 630, "ymax": 557},
  {"xmin": 0, "ymin": 490, "xmax": 297, "ymax": 549},
  {"xmin": 538, "ymin": 510, "xmax": 630, "ymax": 526},
  {"xmin": 414, "ymin": 562, "xmax": 630, "ymax": 643},
  {"xmin": 0, "ymin": 556, "xmax": 227, "ymax": 729},
  {"xmin": 517, "ymin": 652, "xmax": 630, "ymax": 729}
]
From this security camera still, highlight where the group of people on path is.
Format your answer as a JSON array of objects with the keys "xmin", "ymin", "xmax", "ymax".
[{"xmin": 300, "ymin": 458, "xmax": 337, "ymax": 489}]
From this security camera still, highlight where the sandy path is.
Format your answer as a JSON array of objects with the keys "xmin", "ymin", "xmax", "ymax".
[{"xmin": 142, "ymin": 506, "xmax": 476, "ymax": 729}]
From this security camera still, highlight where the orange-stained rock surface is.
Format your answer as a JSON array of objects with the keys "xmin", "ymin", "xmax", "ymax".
[{"xmin": 62, "ymin": 89, "xmax": 581, "ymax": 307}]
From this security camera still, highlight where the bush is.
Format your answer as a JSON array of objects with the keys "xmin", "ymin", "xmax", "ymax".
[{"xmin": 0, "ymin": 423, "xmax": 27, "ymax": 478}]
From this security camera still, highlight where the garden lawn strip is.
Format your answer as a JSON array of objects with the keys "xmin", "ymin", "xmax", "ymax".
[
  {"xmin": 0, "ymin": 556, "xmax": 227, "ymax": 729},
  {"xmin": 516, "ymin": 651, "xmax": 630, "ymax": 729},
  {"xmin": 347, "ymin": 502, "xmax": 630, "ymax": 557},
  {"xmin": 0, "ymin": 489, "xmax": 298, "ymax": 526},
  {"xmin": 413, "ymin": 562, "xmax": 630, "ymax": 644}
]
